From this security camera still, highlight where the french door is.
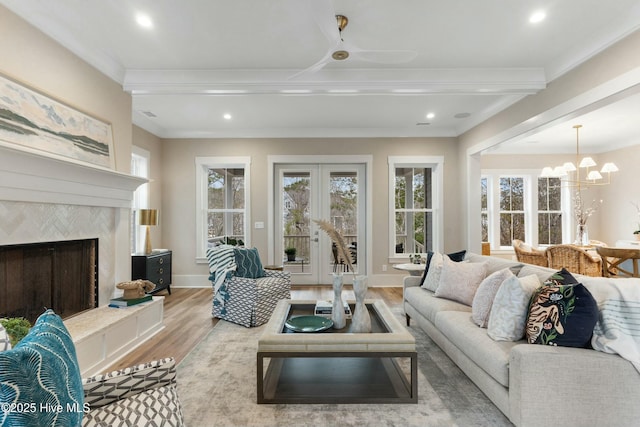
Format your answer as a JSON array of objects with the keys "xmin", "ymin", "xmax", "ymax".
[{"xmin": 275, "ymin": 163, "xmax": 366, "ymax": 285}]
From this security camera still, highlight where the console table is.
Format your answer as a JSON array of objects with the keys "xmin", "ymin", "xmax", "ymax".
[{"xmin": 132, "ymin": 250, "xmax": 172, "ymax": 294}]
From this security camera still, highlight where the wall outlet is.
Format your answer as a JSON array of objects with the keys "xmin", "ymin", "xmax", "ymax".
[
  {"xmin": 382, "ymin": 264, "xmax": 387, "ymax": 272},
  {"xmin": 254, "ymin": 221, "xmax": 264, "ymax": 229}
]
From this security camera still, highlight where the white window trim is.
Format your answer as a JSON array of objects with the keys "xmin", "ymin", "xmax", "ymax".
[
  {"xmin": 131, "ymin": 146, "xmax": 150, "ymax": 254},
  {"xmin": 388, "ymin": 156, "xmax": 444, "ymax": 261},
  {"xmin": 195, "ymin": 156, "xmax": 251, "ymax": 262},
  {"xmin": 483, "ymin": 169, "xmax": 572, "ymax": 251}
]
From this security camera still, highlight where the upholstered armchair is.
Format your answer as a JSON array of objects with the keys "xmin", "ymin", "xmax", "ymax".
[
  {"xmin": 512, "ymin": 239, "xmax": 549, "ymax": 267},
  {"xmin": 546, "ymin": 244, "xmax": 602, "ymax": 277},
  {"xmin": 0, "ymin": 310, "xmax": 184, "ymax": 427},
  {"xmin": 207, "ymin": 246, "xmax": 291, "ymax": 327}
]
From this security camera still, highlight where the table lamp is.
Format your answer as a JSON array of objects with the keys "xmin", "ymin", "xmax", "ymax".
[{"xmin": 139, "ymin": 209, "xmax": 158, "ymax": 254}]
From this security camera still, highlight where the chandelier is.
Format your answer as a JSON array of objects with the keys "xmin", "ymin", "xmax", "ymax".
[{"xmin": 540, "ymin": 124, "xmax": 618, "ymax": 188}]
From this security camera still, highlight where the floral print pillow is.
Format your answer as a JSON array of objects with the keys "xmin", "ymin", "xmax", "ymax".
[{"xmin": 526, "ymin": 277, "xmax": 598, "ymax": 348}]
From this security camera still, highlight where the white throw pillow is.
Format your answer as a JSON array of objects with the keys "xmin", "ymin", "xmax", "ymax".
[
  {"xmin": 471, "ymin": 268, "xmax": 514, "ymax": 328},
  {"xmin": 487, "ymin": 274, "xmax": 541, "ymax": 341},
  {"xmin": 421, "ymin": 252, "xmax": 444, "ymax": 292},
  {"xmin": 434, "ymin": 257, "xmax": 487, "ymax": 306}
]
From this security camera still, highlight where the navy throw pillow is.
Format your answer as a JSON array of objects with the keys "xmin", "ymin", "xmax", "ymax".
[{"xmin": 525, "ymin": 283, "xmax": 598, "ymax": 348}]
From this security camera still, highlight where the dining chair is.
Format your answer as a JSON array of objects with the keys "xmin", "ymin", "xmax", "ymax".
[
  {"xmin": 546, "ymin": 244, "xmax": 602, "ymax": 277},
  {"xmin": 595, "ymin": 246, "xmax": 640, "ymax": 278},
  {"xmin": 512, "ymin": 239, "xmax": 548, "ymax": 267}
]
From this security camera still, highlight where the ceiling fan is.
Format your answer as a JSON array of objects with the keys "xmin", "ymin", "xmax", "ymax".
[{"xmin": 289, "ymin": 2, "xmax": 417, "ymax": 79}]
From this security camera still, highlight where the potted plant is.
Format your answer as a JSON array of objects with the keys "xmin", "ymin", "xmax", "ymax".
[
  {"xmin": 284, "ymin": 247, "xmax": 297, "ymax": 261},
  {"xmin": 0, "ymin": 317, "xmax": 31, "ymax": 347}
]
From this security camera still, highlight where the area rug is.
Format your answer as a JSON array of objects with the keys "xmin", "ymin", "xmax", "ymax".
[{"xmin": 176, "ymin": 312, "xmax": 512, "ymax": 427}]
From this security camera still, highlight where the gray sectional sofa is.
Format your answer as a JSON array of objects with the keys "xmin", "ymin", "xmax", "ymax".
[{"xmin": 403, "ymin": 252, "xmax": 640, "ymax": 427}]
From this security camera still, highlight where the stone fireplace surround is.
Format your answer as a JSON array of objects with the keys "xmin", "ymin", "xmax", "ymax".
[
  {"xmin": 0, "ymin": 143, "xmax": 166, "ymax": 375},
  {"xmin": 0, "ymin": 143, "xmax": 145, "ymax": 304}
]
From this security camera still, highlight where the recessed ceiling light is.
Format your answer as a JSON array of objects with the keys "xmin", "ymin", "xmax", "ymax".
[
  {"xmin": 223, "ymin": 113, "xmax": 232, "ymax": 120},
  {"xmin": 529, "ymin": 10, "xmax": 546, "ymax": 24},
  {"xmin": 136, "ymin": 13, "xmax": 153, "ymax": 28},
  {"xmin": 426, "ymin": 113, "xmax": 435, "ymax": 119},
  {"xmin": 327, "ymin": 89, "xmax": 359, "ymax": 94}
]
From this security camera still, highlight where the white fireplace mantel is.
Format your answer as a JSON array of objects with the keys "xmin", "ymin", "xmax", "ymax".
[{"xmin": 0, "ymin": 143, "xmax": 146, "ymax": 208}]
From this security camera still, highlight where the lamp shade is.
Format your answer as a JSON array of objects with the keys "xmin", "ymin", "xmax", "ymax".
[
  {"xmin": 579, "ymin": 157, "xmax": 596, "ymax": 168},
  {"xmin": 587, "ymin": 171, "xmax": 603, "ymax": 181},
  {"xmin": 139, "ymin": 209, "xmax": 158, "ymax": 226},
  {"xmin": 600, "ymin": 162, "xmax": 619, "ymax": 173}
]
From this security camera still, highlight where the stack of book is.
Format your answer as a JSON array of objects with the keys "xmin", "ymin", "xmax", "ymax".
[
  {"xmin": 108, "ymin": 295, "xmax": 152, "ymax": 308},
  {"xmin": 314, "ymin": 300, "xmax": 352, "ymax": 319}
]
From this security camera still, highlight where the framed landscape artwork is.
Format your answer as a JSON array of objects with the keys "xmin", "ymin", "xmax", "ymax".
[{"xmin": 0, "ymin": 74, "xmax": 115, "ymax": 169}]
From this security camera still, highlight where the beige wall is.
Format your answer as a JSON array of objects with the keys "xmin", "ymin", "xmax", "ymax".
[
  {"xmin": 0, "ymin": 6, "xmax": 132, "ymax": 172},
  {"xmin": 596, "ymin": 145, "xmax": 640, "ymax": 244},
  {"xmin": 482, "ymin": 144, "xmax": 640, "ymax": 247},
  {"xmin": 160, "ymin": 137, "xmax": 460, "ymax": 283},
  {"xmin": 459, "ymin": 30, "xmax": 640, "ymax": 250},
  {"xmin": 133, "ymin": 126, "xmax": 164, "ymax": 249}
]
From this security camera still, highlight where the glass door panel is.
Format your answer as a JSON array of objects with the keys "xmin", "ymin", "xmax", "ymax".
[{"xmin": 276, "ymin": 163, "xmax": 365, "ymax": 285}]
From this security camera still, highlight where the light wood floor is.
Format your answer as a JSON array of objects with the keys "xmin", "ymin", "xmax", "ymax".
[{"xmin": 104, "ymin": 285, "xmax": 404, "ymax": 373}]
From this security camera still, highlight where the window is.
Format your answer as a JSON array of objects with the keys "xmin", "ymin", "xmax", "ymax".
[
  {"xmin": 388, "ymin": 156, "xmax": 443, "ymax": 257},
  {"xmin": 499, "ymin": 177, "xmax": 525, "ymax": 246},
  {"xmin": 482, "ymin": 170, "xmax": 567, "ymax": 249},
  {"xmin": 538, "ymin": 177, "xmax": 563, "ymax": 245},
  {"xmin": 131, "ymin": 146, "xmax": 150, "ymax": 254},
  {"xmin": 480, "ymin": 177, "xmax": 488, "ymax": 242},
  {"xmin": 196, "ymin": 157, "xmax": 250, "ymax": 260}
]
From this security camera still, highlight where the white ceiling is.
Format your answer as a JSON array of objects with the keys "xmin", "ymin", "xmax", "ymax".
[{"xmin": 2, "ymin": 0, "xmax": 640, "ymax": 150}]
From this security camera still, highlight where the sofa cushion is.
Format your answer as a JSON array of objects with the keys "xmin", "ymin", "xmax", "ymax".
[
  {"xmin": 465, "ymin": 252, "xmax": 522, "ymax": 275},
  {"xmin": 488, "ymin": 274, "xmax": 541, "ymax": 341},
  {"xmin": 435, "ymin": 256, "xmax": 487, "ymax": 305},
  {"xmin": 525, "ymin": 283, "xmax": 598, "ymax": 347},
  {"xmin": 419, "ymin": 250, "xmax": 466, "ymax": 288},
  {"xmin": 0, "ymin": 309, "xmax": 84, "ymax": 427},
  {"xmin": 233, "ymin": 247, "xmax": 265, "ymax": 279},
  {"xmin": 434, "ymin": 310, "xmax": 519, "ymax": 387},
  {"xmin": 404, "ymin": 286, "xmax": 470, "ymax": 324},
  {"xmin": 472, "ymin": 268, "xmax": 514, "ymax": 328},
  {"xmin": 518, "ymin": 264, "xmax": 558, "ymax": 283}
]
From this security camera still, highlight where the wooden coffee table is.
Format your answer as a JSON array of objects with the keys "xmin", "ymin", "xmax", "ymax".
[{"xmin": 257, "ymin": 299, "xmax": 417, "ymax": 404}]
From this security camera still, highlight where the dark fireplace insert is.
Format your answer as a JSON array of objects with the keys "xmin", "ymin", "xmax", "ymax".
[{"xmin": 0, "ymin": 238, "xmax": 98, "ymax": 324}]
